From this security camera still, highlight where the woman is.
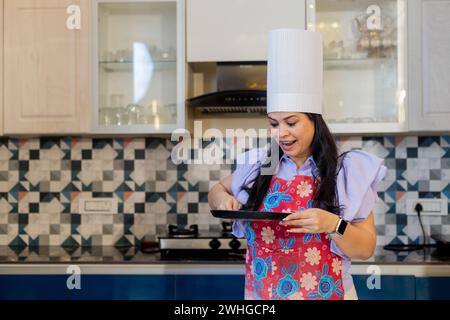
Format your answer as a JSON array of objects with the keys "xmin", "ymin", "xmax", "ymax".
[{"xmin": 208, "ymin": 29, "xmax": 386, "ymax": 300}]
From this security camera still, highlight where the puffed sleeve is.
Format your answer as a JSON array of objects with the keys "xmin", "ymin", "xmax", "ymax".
[
  {"xmin": 331, "ymin": 149, "xmax": 387, "ymax": 258},
  {"xmin": 230, "ymin": 148, "xmax": 267, "ymax": 237}
]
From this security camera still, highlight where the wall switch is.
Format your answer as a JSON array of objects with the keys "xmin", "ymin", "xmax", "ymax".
[
  {"xmin": 79, "ymin": 198, "xmax": 118, "ymax": 214},
  {"xmin": 406, "ymin": 198, "xmax": 448, "ymax": 216}
]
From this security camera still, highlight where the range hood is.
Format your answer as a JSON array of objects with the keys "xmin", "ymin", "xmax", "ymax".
[
  {"xmin": 188, "ymin": 62, "xmax": 267, "ymax": 114},
  {"xmin": 189, "ymin": 90, "xmax": 266, "ymax": 114}
]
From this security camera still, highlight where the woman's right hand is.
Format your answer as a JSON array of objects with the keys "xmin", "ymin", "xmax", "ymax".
[
  {"xmin": 213, "ymin": 193, "xmax": 242, "ymax": 223},
  {"xmin": 214, "ymin": 192, "xmax": 242, "ymax": 211},
  {"xmin": 209, "ymin": 176, "xmax": 242, "ymax": 224},
  {"xmin": 209, "ymin": 175, "xmax": 242, "ymax": 211}
]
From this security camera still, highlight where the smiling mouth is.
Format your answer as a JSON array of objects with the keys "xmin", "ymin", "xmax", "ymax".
[{"xmin": 280, "ymin": 140, "xmax": 296, "ymax": 147}]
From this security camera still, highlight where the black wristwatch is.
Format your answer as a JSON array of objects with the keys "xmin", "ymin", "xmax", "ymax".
[{"xmin": 330, "ymin": 218, "xmax": 348, "ymax": 237}]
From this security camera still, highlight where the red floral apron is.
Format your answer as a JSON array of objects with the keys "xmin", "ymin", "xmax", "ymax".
[{"xmin": 244, "ymin": 175, "xmax": 344, "ymax": 300}]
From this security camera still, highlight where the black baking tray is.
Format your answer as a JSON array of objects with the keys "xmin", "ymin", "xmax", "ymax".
[{"xmin": 211, "ymin": 210, "xmax": 289, "ymax": 220}]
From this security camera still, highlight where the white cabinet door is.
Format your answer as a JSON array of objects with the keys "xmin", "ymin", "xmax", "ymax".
[
  {"xmin": 187, "ymin": 0, "xmax": 306, "ymax": 62},
  {"xmin": 408, "ymin": 0, "xmax": 450, "ymax": 131},
  {"xmin": 91, "ymin": 0, "xmax": 185, "ymax": 134},
  {"xmin": 4, "ymin": 0, "xmax": 90, "ymax": 134},
  {"xmin": 307, "ymin": 0, "xmax": 408, "ymax": 134}
]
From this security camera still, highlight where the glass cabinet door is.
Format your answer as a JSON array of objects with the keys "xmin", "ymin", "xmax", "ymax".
[
  {"xmin": 92, "ymin": 0, "xmax": 184, "ymax": 133},
  {"xmin": 306, "ymin": 0, "xmax": 407, "ymax": 133}
]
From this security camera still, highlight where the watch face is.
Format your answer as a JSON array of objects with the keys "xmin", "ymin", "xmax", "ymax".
[{"xmin": 337, "ymin": 220, "xmax": 348, "ymax": 235}]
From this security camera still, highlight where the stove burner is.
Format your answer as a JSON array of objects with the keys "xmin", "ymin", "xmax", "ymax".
[
  {"xmin": 158, "ymin": 223, "xmax": 246, "ymax": 261},
  {"xmin": 168, "ymin": 224, "xmax": 199, "ymax": 238}
]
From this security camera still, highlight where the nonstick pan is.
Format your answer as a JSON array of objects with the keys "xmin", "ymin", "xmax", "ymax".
[{"xmin": 211, "ymin": 210, "xmax": 289, "ymax": 221}]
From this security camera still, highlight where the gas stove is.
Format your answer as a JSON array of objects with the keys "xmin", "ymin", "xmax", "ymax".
[{"xmin": 158, "ymin": 223, "xmax": 246, "ymax": 261}]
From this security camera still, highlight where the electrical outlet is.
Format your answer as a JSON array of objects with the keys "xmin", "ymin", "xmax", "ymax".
[
  {"xmin": 406, "ymin": 199, "xmax": 448, "ymax": 216},
  {"xmin": 79, "ymin": 198, "xmax": 118, "ymax": 214}
]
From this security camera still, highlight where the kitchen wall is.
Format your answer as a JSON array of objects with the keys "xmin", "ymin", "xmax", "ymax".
[{"xmin": 0, "ymin": 135, "xmax": 449, "ymax": 249}]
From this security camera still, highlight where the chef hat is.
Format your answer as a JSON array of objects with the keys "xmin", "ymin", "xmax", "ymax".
[{"xmin": 267, "ymin": 29, "xmax": 323, "ymax": 115}]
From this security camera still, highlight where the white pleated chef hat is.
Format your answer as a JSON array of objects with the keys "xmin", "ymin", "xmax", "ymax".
[{"xmin": 267, "ymin": 28, "xmax": 323, "ymax": 115}]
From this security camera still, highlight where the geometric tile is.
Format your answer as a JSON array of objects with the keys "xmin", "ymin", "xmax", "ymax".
[
  {"xmin": 1, "ymin": 134, "xmax": 450, "ymax": 247},
  {"xmin": 430, "ymin": 170, "xmax": 441, "ymax": 180},
  {"xmin": 114, "ymin": 236, "xmax": 133, "ymax": 248},
  {"xmin": 8, "ymin": 235, "xmax": 27, "ymax": 248},
  {"xmin": 61, "ymin": 235, "xmax": 80, "ymax": 248}
]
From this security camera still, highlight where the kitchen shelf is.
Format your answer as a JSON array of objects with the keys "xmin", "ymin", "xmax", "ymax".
[
  {"xmin": 99, "ymin": 60, "xmax": 176, "ymax": 72},
  {"xmin": 324, "ymin": 57, "xmax": 398, "ymax": 70}
]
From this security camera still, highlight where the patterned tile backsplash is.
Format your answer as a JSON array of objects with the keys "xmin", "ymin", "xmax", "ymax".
[{"xmin": 0, "ymin": 136, "xmax": 449, "ymax": 248}]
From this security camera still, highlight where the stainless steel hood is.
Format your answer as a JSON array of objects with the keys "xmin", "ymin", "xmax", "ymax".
[{"xmin": 188, "ymin": 62, "xmax": 267, "ymax": 114}]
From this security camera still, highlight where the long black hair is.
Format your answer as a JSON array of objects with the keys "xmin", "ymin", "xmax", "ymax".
[{"xmin": 242, "ymin": 113, "xmax": 348, "ymax": 215}]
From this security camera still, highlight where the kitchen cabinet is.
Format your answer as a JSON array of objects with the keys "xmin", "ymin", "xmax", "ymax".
[
  {"xmin": 176, "ymin": 274, "xmax": 420, "ymax": 300},
  {"xmin": 306, "ymin": 0, "xmax": 408, "ymax": 134},
  {"xmin": 352, "ymin": 275, "xmax": 416, "ymax": 300},
  {"xmin": 0, "ymin": 274, "xmax": 243, "ymax": 300},
  {"xmin": 3, "ymin": 0, "xmax": 91, "ymax": 135},
  {"xmin": 91, "ymin": 0, "xmax": 185, "ymax": 134},
  {"xmin": 415, "ymin": 277, "xmax": 450, "ymax": 300},
  {"xmin": 175, "ymin": 275, "xmax": 245, "ymax": 300},
  {"xmin": 187, "ymin": 0, "xmax": 306, "ymax": 62},
  {"xmin": 1, "ymin": 273, "xmax": 449, "ymax": 300},
  {"xmin": 408, "ymin": 0, "xmax": 450, "ymax": 132},
  {"xmin": 0, "ymin": 275, "xmax": 176, "ymax": 300}
]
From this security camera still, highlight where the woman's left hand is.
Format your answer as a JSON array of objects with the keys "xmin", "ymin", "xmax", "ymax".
[{"xmin": 280, "ymin": 208, "xmax": 340, "ymax": 234}]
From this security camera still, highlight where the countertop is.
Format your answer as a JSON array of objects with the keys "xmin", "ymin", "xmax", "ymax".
[
  {"xmin": 0, "ymin": 245, "xmax": 448, "ymax": 265},
  {"xmin": 0, "ymin": 245, "xmax": 449, "ymax": 276}
]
